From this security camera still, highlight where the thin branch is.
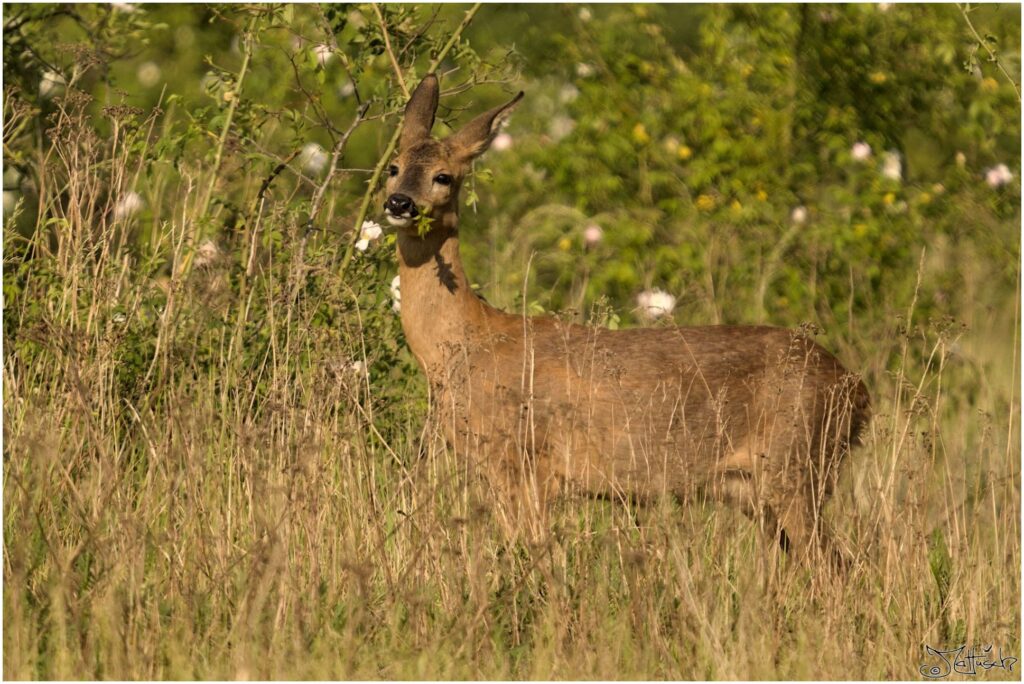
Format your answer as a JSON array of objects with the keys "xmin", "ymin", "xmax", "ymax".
[
  {"xmin": 398, "ymin": 5, "xmax": 444, "ymax": 60},
  {"xmin": 251, "ymin": 149, "xmax": 301, "ymax": 217},
  {"xmin": 281, "ymin": 44, "xmax": 338, "ymax": 138},
  {"xmin": 372, "ymin": 3, "xmax": 409, "ymax": 98},
  {"xmin": 958, "ymin": 3, "xmax": 1021, "ymax": 101},
  {"xmin": 308, "ymin": 101, "xmax": 371, "ymax": 231}
]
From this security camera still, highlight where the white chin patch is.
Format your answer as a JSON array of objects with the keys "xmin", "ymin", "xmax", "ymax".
[{"xmin": 386, "ymin": 214, "xmax": 413, "ymax": 228}]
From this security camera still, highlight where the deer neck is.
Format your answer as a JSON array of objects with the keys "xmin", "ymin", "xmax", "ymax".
[{"xmin": 396, "ymin": 213, "xmax": 488, "ymax": 372}]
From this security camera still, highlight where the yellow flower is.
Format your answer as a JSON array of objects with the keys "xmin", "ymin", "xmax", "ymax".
[
  {"xmin": 557, "ymin": 237, "xmax": 572, "ymax": 251},
  {"xmin": 883, "ymin": 192, "xmax": 895, "ymax": 205},
  {"xmin": 696, "ymin": 194, "xmax": 716, "ymax": 212},
  {"xmin": 756, "ymin": 189, "xmax": 768, "ymax": 202},
  {"xmin": 869, "ymin": 71, "xmax": 887, "ymax": 84},
  {"xmin": 918, "ymin": 192, "xmax": 932, "ymax": 205},
  {"xmin": 981, "ymin": 77, "xmax": 999, "ymax": 93},
  {"xmin": 632, "ymin": 123, "xmax": 650, "ymax": 145},
  {"xmin": 730, "ymin": 199, "xmax": 742, "ymax": 213},
  {"xmin": 678, "ymin": 145, "xmax": 693, "ymax": 160},
  {"xmin": 853, "ymin": 223, "xmax": 868, "ymax": 238}
]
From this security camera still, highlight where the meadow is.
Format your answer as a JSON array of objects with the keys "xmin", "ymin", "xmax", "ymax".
[{"xmin": 3, "ymin": 3, "xmax": 1020, "ymax": 679}]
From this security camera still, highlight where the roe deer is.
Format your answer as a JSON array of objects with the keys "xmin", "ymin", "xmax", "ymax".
[{"xmin": 383, "ymin": 74, "xmax": 870, "ymax": 568}]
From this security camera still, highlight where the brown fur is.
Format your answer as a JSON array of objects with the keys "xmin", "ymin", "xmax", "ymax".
[{"xmin": 385, "ymin": 75, "xmax": 870, "ymax": 566}]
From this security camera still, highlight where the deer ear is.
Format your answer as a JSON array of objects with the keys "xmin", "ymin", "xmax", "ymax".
[
  {"xmin": 401, "ymin": 74, "xmax": 440, "ymax": 148},
  {"xmin": 448, "ymin": 91, "xmax": 524, "ymax": 161}
]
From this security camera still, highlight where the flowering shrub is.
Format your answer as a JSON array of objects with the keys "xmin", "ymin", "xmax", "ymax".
[{"xmin": 466, "ymin": 4, "xmax": 1019, "ymax": 357}]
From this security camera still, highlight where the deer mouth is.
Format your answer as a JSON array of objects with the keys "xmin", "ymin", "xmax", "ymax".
[{"xmin": 384, "ymin": 211, "xmax": 415, "ymax": 229}]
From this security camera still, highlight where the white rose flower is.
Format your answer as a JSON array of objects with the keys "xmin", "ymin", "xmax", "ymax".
[
  {"xmin": 548, "ymin": 115, "xmax": 576, "ymax": 141},
  {"xmin": 300, "ymin": 142, "xmax": 328, "ymax": 174},
  {"xmin": 114, "ymin": 192, "xmax": 144, "ymax": 220},
  {"xmin": 985, "ymin": 163, "xmax": 1013, "ymax": 188},
  {"xmin": 583, "ymin": 224, "xmax": 603, "ymax": 247},
  {"xmin": 390, "ymin": 274, "xmax": 402, "ymax": 312},
  {"xmin": 491, "ymin": 132, "xmax": 513, "ymax": 152},
  {"xmin": 314, "ymin": 43, "xmax": 334, "ymax": 66},
  {"xmin": 881, "ymin": 150, "xmax": 902, "ymax": 181},
  {"xmin": 39, "ymin": 70, "xmax": 66, "ymax": 99},
  {"xmin": 355, "ymin": 220, "xmax": 383, "ymax": 251},
  {"xmin": 851, "ymin": 142, "xmax": 872, "ymax": 162},
  {"xmin": 790, "ymin": 206, "xmax": 808, "ymax": 225},
  {"xmin": 637, "ymin": 288, "xmax": 676, "ymax": 320},
  {"xmin": 558, "ymin": 84, "xmax": 580, "ymax": 103},
  {"xmin": 137, "ymin": 62, "xmax": 162, "ymax": 88}
]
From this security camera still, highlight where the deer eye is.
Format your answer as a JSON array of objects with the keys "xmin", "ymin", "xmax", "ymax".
[
  {"xmin": 433, "ymin": 173, "xmax": 452, "ymax": 186},
  {"xmin": 388, "ymin": 164, "xmax": 399, "ymax": 177}
]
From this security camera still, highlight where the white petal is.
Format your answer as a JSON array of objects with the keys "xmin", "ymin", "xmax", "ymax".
[{"xmin": 360, "ymin": 222, "xmax": 383, "ymax": 240}]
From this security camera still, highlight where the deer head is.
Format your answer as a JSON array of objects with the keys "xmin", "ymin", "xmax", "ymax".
[{"xmin": 384, "ymin": 74, "xmax": 523, "ymax": 233}]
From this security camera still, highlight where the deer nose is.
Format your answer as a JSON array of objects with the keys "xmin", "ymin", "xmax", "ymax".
[{"xmin": 385, "ymin": 193, "xmax": 417, "ymax": 216}]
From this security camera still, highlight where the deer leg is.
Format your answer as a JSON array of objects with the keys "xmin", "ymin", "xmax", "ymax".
[
  {"xmin": 486, "ymin": 445, "xmax": 556, "ymax": 542},
  {"xmin": 770, "ymin": 489, "xmax": 849, "ymax": 572}
]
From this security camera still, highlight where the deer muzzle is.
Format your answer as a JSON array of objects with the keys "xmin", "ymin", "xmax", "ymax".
[{"xmin": 384, "ymin": 193, "xmax": 418, "ymax": 227}]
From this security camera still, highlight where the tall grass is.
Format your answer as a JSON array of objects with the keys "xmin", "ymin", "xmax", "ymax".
[{"xmin": 4, "ymin": 60, "xmax": 1020, "ymax": 683}]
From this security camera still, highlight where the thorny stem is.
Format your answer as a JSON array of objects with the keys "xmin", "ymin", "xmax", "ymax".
[
  {"xmin": 338, "ymin": 2, "xmax": 482, "ymax": 275},
  {"xmin": 958, "ymin": 3, "xmax": 1021, "ymax": 101},
  {"xmin": 372, "ymin": 3, "xmax": 410, "ymax": 98}
]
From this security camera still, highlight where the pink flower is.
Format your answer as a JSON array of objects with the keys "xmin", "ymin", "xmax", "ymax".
[
  {"xmin": 491, "ymin": 132, "xmax": 513, "ymax": 152},
  {"xmin": 985, "ymin": 163, "xmax": 1013, "ymax": 188},
  {"xmin": 583, "ymin": 224, "xmax": 603, "ymax": 247}
]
